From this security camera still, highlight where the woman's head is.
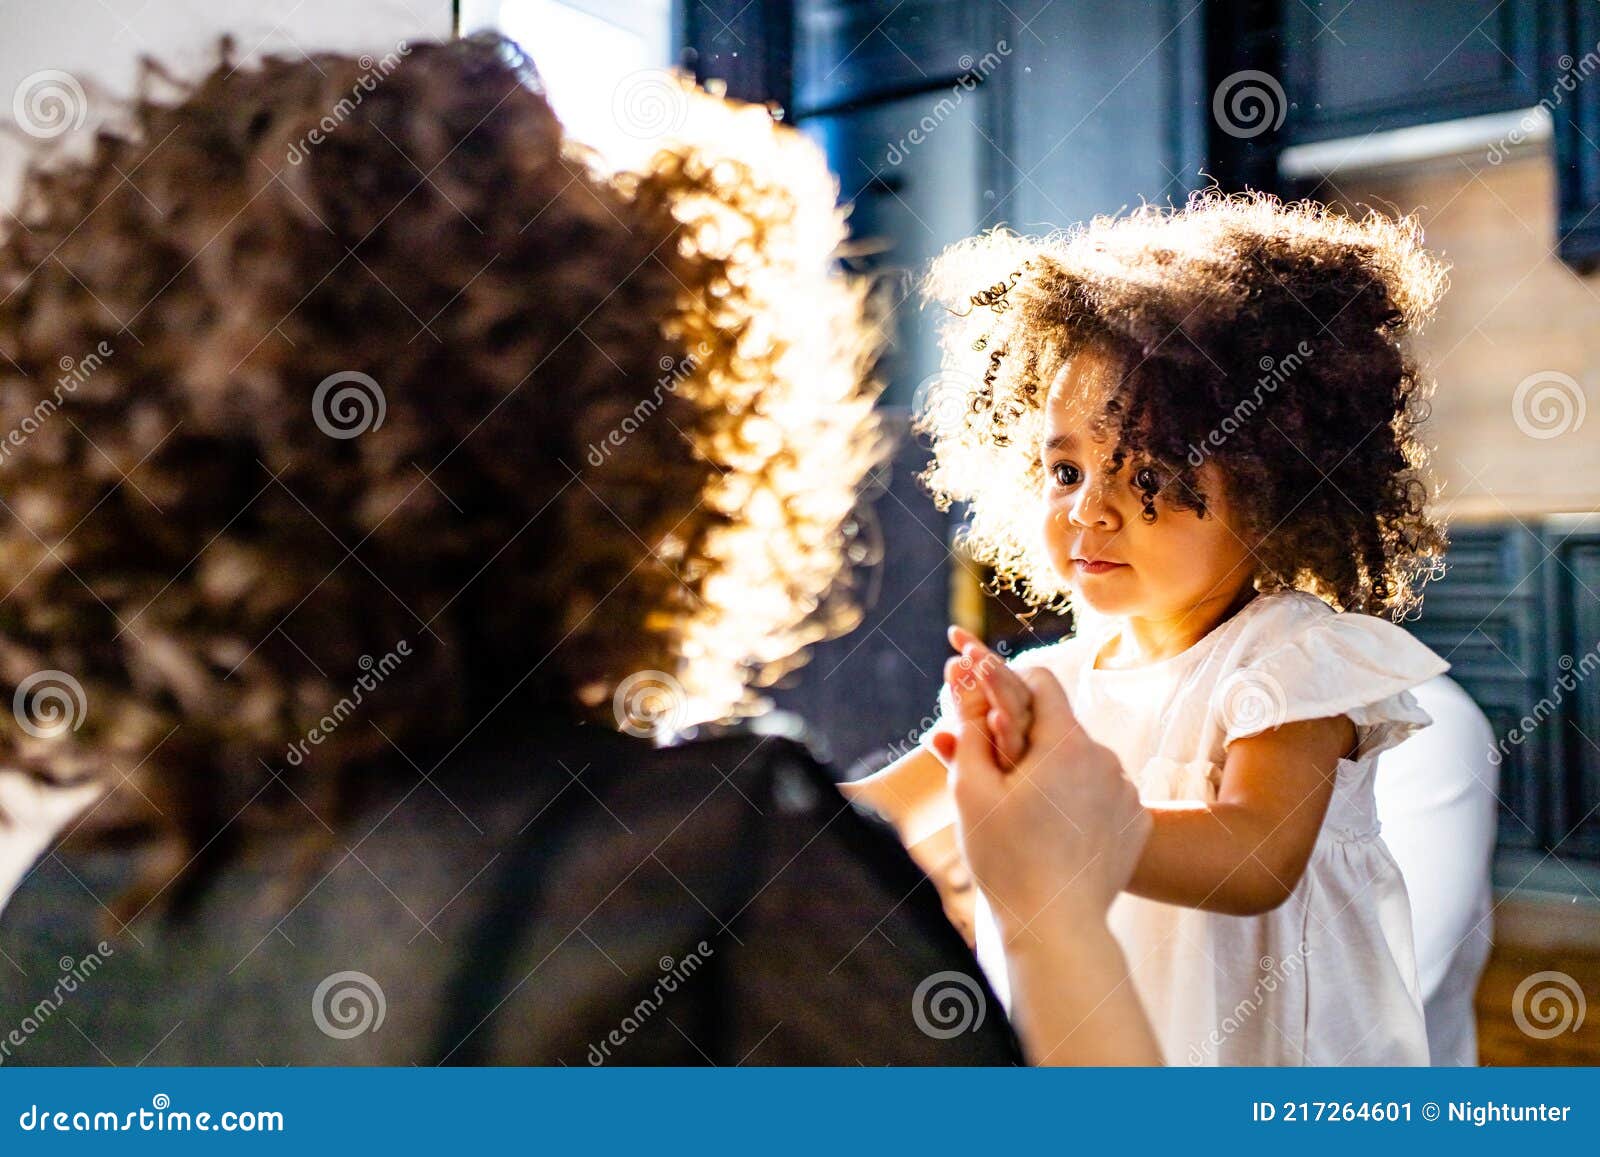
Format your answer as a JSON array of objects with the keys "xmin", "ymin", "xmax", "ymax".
[
  {"xmin": 0, "ymin": 37, "xmax": 884, "ymax": 845},
  {"xmin": 920, "ymin": 191, "xmax": 1450, "ymax": 621}
]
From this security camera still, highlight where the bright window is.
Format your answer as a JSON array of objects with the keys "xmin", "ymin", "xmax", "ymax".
[{"xmin": 460, "ymin": 0, "xmax": 673, "ymax": 168}]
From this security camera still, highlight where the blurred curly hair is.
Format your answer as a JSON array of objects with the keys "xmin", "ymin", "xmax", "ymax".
[
  {"xmin": 0, "ymin": 35, "xmax": 884, "ymax": 903},
  {"xmin": 918, "ymin": 190, "xmax": 1449, "ymax": 621}
]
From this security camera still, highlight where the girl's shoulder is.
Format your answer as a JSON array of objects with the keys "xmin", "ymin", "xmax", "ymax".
[
  {"xmin": 1221, "ymin": 588, "xmax": 1333, "ymax": 653},
  {"xmin": 1208, "ymin": 589, "xmax": 1452, "ymax": 758},
  {"xmin": 1218, "ymin": 588, "xmax": 1433, "ymax": 668}
]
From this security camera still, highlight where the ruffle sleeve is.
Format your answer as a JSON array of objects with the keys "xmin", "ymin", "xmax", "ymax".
[{"xmin": 1211, "ymin": 606, "xmax": 1451, "ymax": 761}]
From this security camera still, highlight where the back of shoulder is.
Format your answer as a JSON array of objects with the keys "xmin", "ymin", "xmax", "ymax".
[
  {"xmin": 1202, "ymin": 589, "xmax": 1327, "ymax": 664},
  {"xmin": 1222, "ymin": 589, "xmax": 1441, "ymax": 671}
]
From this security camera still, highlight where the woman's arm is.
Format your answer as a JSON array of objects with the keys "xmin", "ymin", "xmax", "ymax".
[
  {"xmin": 1125, "ymin": 714, "xmax": 1355, "ymax": 916},
  {"xmin": 943, "ymin": 668, "xmax": 1162, "ymax": 1066},
  {"xmin": 998, "ymin": 907, "xmax": 1161, "ymax": 1066}
]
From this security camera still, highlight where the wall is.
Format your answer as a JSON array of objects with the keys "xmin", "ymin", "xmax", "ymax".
[
  {"xmin": 1326, "ymin": 146, "xmax": 1600, "ymax": 522},
  {"xmin": 1, "ymin": 0, "xmax": 453, "ymax": 207}
]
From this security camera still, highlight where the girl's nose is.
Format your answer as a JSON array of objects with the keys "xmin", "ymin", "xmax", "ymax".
[{"xmin": 1068, "ymin": 475, "xmax": 1118, "ymax": 529}]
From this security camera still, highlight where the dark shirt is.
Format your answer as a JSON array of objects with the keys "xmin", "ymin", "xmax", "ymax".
[{"xmin": 0, "ymin": 715, "xmax": 1020, "ymax": 1065}]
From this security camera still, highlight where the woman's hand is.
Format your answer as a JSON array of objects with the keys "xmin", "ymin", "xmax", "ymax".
[
  {"xmin": 934, "ymin": 666, "xmax": 1148, "ymax": 937},
  {"xmin": 934, "ymin": 668, "xmax": 1162, "ymax": 1065}
]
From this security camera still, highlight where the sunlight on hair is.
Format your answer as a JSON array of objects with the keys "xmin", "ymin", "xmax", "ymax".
[{"xmin": 626, "ymin": 77, "xmax": 887, "ymax": 727}]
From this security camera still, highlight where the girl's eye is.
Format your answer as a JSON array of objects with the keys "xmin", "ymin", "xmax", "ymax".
[
  {"xmin": 1050, "ymin": 462, "xmax": 1080, "ymax": 487},
  {"xmin": 1132, "ymin": 465, "xmax": 1162, "ymax": 492}
]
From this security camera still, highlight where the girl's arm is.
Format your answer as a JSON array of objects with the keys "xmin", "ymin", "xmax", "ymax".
[
  {"xmin": 951, "ymin": 630, "xmax": 1357, "ymax": 917},
  {"xmin": 839, "ymin": 749, "xmax": 978, "ymax": 940},
  {"xmin": 838, "ymin": 747, "xmax": 952, "ymax": 845},
  {"xmin": 1125, "ymin": 714, "xmax": 1355, "ymax": 916}
]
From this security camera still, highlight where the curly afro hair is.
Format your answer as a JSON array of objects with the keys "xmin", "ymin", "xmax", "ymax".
[
  {"xmin": 918, "ymin": 190, "xmax": 1450, "ymax": 620},
  {"xmin": 0, "ymin": 35, "xmax": 884, "ymax": 907}
]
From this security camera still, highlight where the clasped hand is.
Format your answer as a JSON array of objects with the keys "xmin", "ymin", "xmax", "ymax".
[{"xmin": 928, "ymin": 627, "xmax": 1150, "ymax": 935}]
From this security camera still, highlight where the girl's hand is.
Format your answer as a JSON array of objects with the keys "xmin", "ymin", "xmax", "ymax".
[{"xmin": 945, "ymin": 625, "xmax": 1033, "ymax": 768}]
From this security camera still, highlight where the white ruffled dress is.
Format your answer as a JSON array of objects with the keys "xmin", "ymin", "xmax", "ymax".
[{"xmin": 947, "ymin": 590, "xmax": 1451, "ymax": 1065}]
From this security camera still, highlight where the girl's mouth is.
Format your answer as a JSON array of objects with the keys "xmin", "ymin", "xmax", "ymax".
[{"xmin": 1073, "ymin": 559, "xmax": 1128, "ymax": 575}]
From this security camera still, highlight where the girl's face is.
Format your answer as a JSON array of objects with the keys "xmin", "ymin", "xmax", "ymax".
[{"xmin": 1040, "ymin": 350, "xmax": 1257, "ymax": 622}]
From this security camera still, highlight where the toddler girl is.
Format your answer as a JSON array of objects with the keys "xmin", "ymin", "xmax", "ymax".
[{"xmin": 850, "ymin": 193, "xmax": 1452, "ymax": 1065}]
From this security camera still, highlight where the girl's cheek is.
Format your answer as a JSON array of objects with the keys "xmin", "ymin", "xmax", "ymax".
[{"xmin": 1043, "ymin": 525, "xmax": 1081, "ymax": 586}]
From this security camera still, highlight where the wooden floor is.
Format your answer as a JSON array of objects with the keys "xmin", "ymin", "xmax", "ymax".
[{"xmin": 1476, "ymin": 940, "xmax": 1600, "ymax": 1065}]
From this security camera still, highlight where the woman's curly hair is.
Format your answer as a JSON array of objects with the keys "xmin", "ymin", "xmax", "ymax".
[
  {"xmin": 0, "ymin": 35, "xmax": 884, "ymax": 902},
  {"xmin": 919, "ymin": 190, "xmax": 1450, "ymax": 620}
]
